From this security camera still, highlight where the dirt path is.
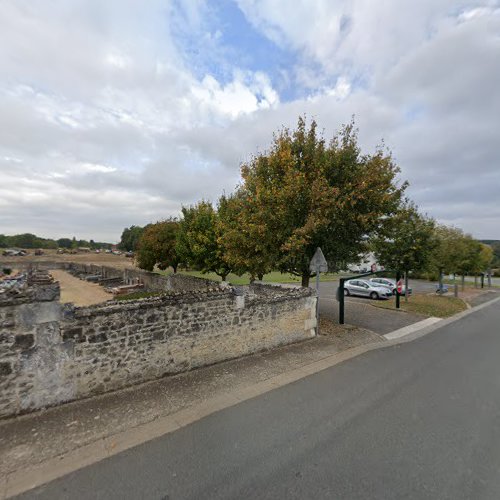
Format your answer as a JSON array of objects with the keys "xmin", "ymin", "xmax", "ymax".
[{"xmin": 50, "ymin": 269, "xmax": 111, "ymax": 306}]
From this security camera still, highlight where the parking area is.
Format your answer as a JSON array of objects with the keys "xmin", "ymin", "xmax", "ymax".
[{"xmin": 315, "ymin": 279, "xmax": 431, "ymax": 335}]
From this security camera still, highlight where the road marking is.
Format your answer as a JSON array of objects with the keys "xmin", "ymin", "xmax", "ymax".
[{"xmin": 384, "ymin": 317, "xmax": 442, "ymax": 340}]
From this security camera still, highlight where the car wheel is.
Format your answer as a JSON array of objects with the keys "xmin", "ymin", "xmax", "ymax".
[
  {"xmin": 392, "ymin": 288, "xmax": 397, "ymax": 295},
  {"xmin": 370, "ymin": 292, "xmax": 378, "ymax": 300},
  {"xmin": 344, "ymin": 288, "xmax": 350, "ymax": 296}
]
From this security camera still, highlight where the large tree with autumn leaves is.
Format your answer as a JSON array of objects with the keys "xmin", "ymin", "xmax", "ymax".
[{"xmin": 226, "ymin": 116, "xmax": 407, "ymax": 286}]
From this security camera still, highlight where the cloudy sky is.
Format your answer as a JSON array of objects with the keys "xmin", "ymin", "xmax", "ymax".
[{"xmin": 1, "ymin": 0, "xmax": 499, "ymax": 242}]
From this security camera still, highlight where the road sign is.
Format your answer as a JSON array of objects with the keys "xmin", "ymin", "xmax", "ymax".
[
  {"xmin": 309, "ymin": 247, "xmax": 328, "ymax": 273},
  {"xmin": 309, "ymin": 248, "xmax": 328, "ymax": 336},
  {"xmin": 397, "ymin": 280, "xmax": 403, "ymax": 294}
]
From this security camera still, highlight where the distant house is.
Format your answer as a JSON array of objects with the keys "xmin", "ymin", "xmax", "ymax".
[{"xmin": 346, "ymin": 253, "xmax": 384, "ymax": 273}]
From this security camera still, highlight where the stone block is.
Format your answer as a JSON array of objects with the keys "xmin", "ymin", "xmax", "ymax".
[
  {"xmin": 0, "ymin": 362, "xmax": 12, "ymax": 376},
  {"xmin": 62, "ymin": 327, "xmax": 85, "ymax": 342},
  {"xmin": 14, "ymin": 334, "xmax": 35, "ymax": 350}
]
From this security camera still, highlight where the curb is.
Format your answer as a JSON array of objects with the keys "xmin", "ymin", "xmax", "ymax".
[
  {"xmin": 383, "ymin": 317, "xmax": 441, "ymax": 340},
  {"xmin": 3, "ymin": 294, "xmax": 500, "ymax": 498}
]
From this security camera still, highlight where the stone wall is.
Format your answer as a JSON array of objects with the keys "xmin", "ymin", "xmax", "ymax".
[{"xmin": 0, "ymin": 275, "xmax": 316, "ymax": 418}]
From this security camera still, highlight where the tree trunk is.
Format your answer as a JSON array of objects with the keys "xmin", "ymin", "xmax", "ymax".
[
  {"xmin": 220, "ymin": 273, "xmax": 228, "ymax": 282},
  {"xmin": 257, "ymin": 273, "xmax": 264, "ymax": 281},
  {"xmin": 301, "ymin": 273, "xmax": 310, "ymax": 288},
  {"xmin": 461, "ymin": 275, "xmax": 465, "ymax": 291},
  {"xmin": 172, "ymin": 263, "xmax": 178, "ymax": 274},
  {"xmin": 438, "ymin": 268, "xmax": 443, "ymax": 293},
  {"xmin": 474, "ymin": 275, "xmax": 478, "ymax": 288},
  {"xmin": 404, "ymin": 270, "xmax": 409, "ymax": 303}
]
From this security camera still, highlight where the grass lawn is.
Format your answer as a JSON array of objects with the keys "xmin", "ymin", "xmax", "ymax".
[
  {"xmin": 158, "ymin": 269, "xmax": 341, "ymax": 285},
  {"xmin": 442, "ymin": 278, "xmax": 500, "ymax": 289},
  {"xmin": 372, "ymin": 293, "xmax": 467, "ymax": 318}
]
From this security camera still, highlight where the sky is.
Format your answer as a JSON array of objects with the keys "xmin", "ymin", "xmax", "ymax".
[{"xmin": 1, "ymin": 0, "xmax": 499, "ymax": 242}]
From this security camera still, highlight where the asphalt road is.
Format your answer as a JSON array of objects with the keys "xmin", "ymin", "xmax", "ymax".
[{"xmin": 18, "ymin": 299, "xmax": 500, "ymax": 500}]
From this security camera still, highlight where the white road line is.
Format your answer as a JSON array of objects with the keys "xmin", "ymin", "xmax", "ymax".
[{"xmin": 384, "ymin": 317, "xmax": 442, "ymax": 340}]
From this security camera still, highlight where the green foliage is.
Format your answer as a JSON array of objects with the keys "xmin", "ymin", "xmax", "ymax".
[
  {"xmin": 176, "ymin": 201, "xmax": 232, "ymax": 280},
  {"xmin": 430, "ymin": 226, "xmax": 493, "ymax": 276},
  {"xmin": 1, "ymin": 233, "xmax": 57, "ymax": 249},
  {"xmin": 119, "ymin": 225, "xmax": 145, "ymax": 252},
  {"xmin": 136, "ymin": 219, "xmax": 180, "ymax": 272},
  {"xmin": 217, "ymin": 192, "xmax": 277, "ymax": 280},
  {"xmin": 57, "ymin": 238, "xmax": 73, "ymax": 249},
  {"xmin": 237, "ymin": 116, "xmax": 406, "ymax": 286},
  {"xmin": 372, "ymin": 202, "xmax": 437, "ymax": 273},
  {"xmin": 0, "ymin": 232, "xmax": 112, "ymax": 250},
  {"xmin": 480, "ymin": 240, "xmax": 499, "ymax": 267}
]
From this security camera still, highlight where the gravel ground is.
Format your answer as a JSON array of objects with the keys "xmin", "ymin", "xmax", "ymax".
[{"xmin": 50, "ymin": 269, "xmax": 111, "ymax": 306}]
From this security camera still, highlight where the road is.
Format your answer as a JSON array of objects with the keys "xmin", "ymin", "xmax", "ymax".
[{"xmin": 18, "ymin": 299, "xmax": 500, "ymax": 500}]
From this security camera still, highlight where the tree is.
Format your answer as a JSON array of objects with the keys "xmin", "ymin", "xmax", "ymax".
[
  {"xmin": 430, "ymin": 227, "xmax": 492, "ymax": 290},
  {"xmin": 136, "ymin": 219, "xmax": 181, "ymax": 272},
  {"xmin": 469, "ymin": 243, "xmax": 494, "ymax": 287},
  {"xmin": 119, "ymin": 225, "xmax": 144, "ymax": 252},
  {"xmin": 238, "ymin": 116, "xmax": 406, "ymax": 286},
  {"xmin": 372, "ymin": 202, "xmax": 436, "ymax": 300},
  {"xmin": 176, "ymin": 201, "xmax": 232, "ymax": 281},
  {"xmin": 10, "ymin": 233, "xmax": 40, "ymax": 248},
  {"xmin": 431, "ymin": 226, "xmax": 464, "ymax": 276},
  {"xmin": 218, "ymin": 192, "xmax": 277, "ymax": 281}
]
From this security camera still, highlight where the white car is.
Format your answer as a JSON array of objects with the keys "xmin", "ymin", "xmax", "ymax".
[
  {"xmin": 369, "ymin": 278, "xmax": 412, "ymax": 295},
  {"xmin": 344, "ymin": 279, "xmax": 391, "ymax": 300}
]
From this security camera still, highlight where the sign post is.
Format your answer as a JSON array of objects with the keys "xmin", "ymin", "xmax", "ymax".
[
  {"xmin": 395, "ymin": 271, "xmax": 401, "ymax": 309},
  {"xmin": 309, "ymin": 248, "xmax": 328, "ymax": 335}
]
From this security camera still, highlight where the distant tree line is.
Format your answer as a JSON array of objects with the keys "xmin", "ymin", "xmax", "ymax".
[
  {"xmin": 119, "ymin": 116, "xmax": 495, "ymax": 286},
  {"xmin": 0, "ymin": 233, "xmax": 112, "ymax": 250}
]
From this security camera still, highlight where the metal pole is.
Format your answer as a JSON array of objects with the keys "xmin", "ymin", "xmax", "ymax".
[
  {"xmin": 481, "ymin": 273, "xmax": 484, "ymax": 289},
  {"xmin": 315, "ymin": 268, "xmax": 320, "ymax": 335},
  {"xmin": 339, "ymin": 278, "xmax": 345, "ymax": 324},
  {"xmin": 395, "ymin": 271, "xmax": 401, "ymax": 309}
]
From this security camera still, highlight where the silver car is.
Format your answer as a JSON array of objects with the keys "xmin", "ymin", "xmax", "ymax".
[
  {"xmin": 370, "ymin": 278, "xmax": 412, "ymax": 295},
  {"xmin": 344, "ymin": 279, "xmax": 391, "ymax": 300}
]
